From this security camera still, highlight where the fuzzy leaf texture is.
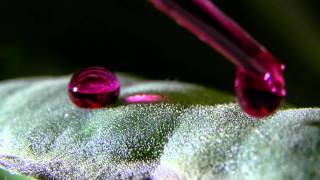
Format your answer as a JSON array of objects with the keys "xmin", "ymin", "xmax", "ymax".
[{"xmin": 0, "ymin": 74, "xmax": 319, "ymax": 180}]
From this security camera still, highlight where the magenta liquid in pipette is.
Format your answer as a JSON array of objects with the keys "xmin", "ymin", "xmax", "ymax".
[{"xmin": 150, "ymin": 0, "xmax": 286, "ymax": 118}]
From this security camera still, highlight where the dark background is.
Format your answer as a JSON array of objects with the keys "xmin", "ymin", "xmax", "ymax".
[{"xmin": 0, "ymin": 0, "xmax": 319, "ymax": 107}]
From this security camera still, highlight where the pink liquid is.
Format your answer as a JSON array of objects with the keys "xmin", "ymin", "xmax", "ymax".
[
  {"xmin": 68, "ymin": 67, "xmax": 120, "ymax": 108},
  {"xmin": 150, "ymin": 0, "xmax": 286, "ymax": 118},
  {"xmin": 125, "ymin": 94, "xmax": 165, "ymax": 103}
]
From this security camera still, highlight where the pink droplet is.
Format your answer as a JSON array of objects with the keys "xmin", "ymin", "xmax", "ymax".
[
  {"xmin": 150, "ymin": 0, "xmax": 286, "ymax": 118},
  {"xmin": 235, "ymin": 52, "xmax": 286, "ymax": 117},
  {"xmin": 68, "ymin": 67, "xmax": 120, "ymax": 108}
]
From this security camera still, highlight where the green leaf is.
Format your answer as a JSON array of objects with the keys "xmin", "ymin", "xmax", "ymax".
[{"xmin": 0, "ymin": 75, "xmax": 319, "ymax": 179}]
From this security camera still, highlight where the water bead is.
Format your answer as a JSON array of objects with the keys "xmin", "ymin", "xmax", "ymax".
[{"xmin": 68, "ymin": 67, "xmax": 120, "ymax": 108}]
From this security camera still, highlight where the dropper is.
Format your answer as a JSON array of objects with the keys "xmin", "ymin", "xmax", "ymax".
[{"xmin": 150, "ymin": 0, "xmax": 286, "ymax": 118}]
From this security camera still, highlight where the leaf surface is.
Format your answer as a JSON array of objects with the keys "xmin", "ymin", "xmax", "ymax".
[{"xmin": 0, "ymin": 75, "xmax": 319, "ymax": 179}]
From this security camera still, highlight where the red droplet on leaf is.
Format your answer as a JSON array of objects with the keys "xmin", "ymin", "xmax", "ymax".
[{"xmin": 68, "ymin": 67, "xmax": 120, "ymax": 108}]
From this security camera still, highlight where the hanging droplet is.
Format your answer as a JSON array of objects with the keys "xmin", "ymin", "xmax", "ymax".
[
  {"xmin": 68, "ymin": 67, "xmax": 120, "ymax": 108},
  {"xmin": 235, "ymin": 51, "xmax": 286, "ymax": 117},
  {"xmin": 150, "ymin": 0, "xmax": 286, "ymax": 118}
]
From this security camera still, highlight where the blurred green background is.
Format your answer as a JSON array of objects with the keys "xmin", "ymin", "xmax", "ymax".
[
  {"xmin": 0, "ymin": 0, "xmax": 320, "ymax": 178},
  {"xmin": 0, "ymin": 0, "xmax": 319, "ymax": 108},
  {"xmin": 0, "ymin": 169, "xmax": 32, "ymax": 180}
]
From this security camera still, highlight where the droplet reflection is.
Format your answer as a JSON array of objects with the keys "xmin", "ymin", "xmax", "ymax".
[{"xmin": 125, "ymin": 94, "xmax": 165, "ymax": 104}]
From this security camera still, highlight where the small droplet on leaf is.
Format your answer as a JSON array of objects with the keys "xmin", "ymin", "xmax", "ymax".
[{"xmin": 68, "ymin": 67, "xmax": 120, "ymax": 108}]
